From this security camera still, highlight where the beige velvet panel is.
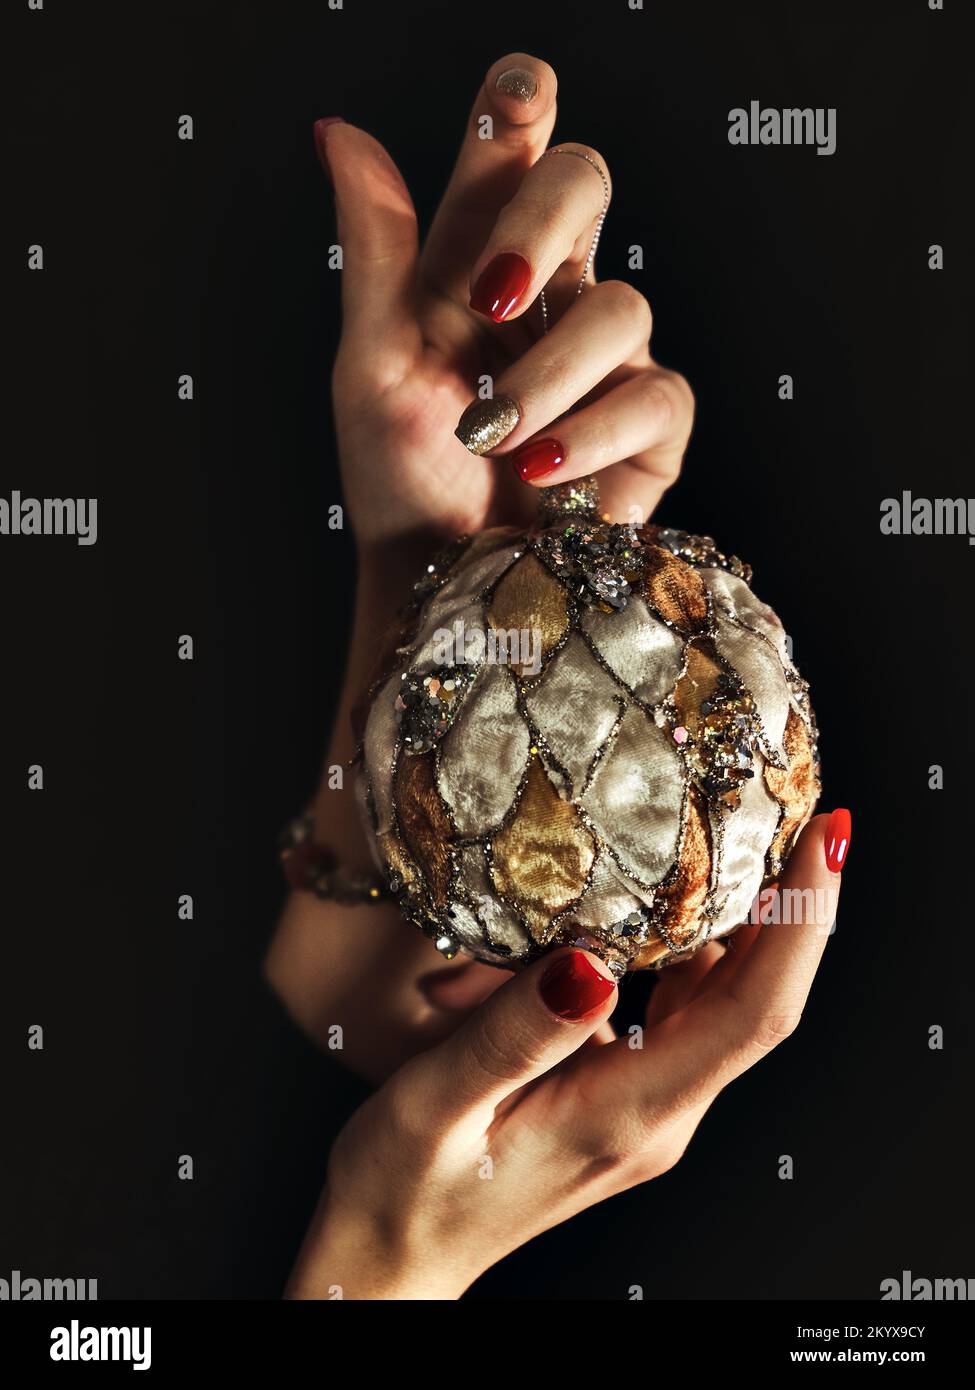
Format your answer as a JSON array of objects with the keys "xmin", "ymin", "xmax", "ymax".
[
  {"xmin": 709, "ymin": 764, "xmax": 782, "ymax": 937},
  {"xmin": 580, "ymin": 596, "xmax": 684, "ymax": 705},
  {"xmin": 713, "ymin": 613, "xmax": 791, "ymax": 761},
  {"xmin": 455, "ymin": 843, "xmax": 531, "ymax": 955},
  {"xmin": 582, "ymin": 706, "xmax": 684, "ymax": 887},
  {"xmin": 525, "ymin": 634, "xmax": 623, "ymax": 798},
  {"xmin": 571, "ymin": 850, "xmax": 652, "ymax": 929},
  {"xmin": 437, "ymin": 664, "xmax": 530, "ymax": 834},
  {"xmin": 699, "ymin": 566, "xmax": 790, "ymax": 664}
]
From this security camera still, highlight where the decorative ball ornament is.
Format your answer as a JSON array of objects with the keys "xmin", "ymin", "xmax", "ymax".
[{"xmin": 355, "ymin": 479, "xmax": 820, "ymax": 978}]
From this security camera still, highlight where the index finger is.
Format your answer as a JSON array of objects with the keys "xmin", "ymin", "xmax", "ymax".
[{"xmin": 420, "ymin": 53, "xmax": 557, "ymax": 305}]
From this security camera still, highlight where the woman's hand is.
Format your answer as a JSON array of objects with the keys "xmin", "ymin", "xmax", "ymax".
[
  {"xmin": 265, "ymin": 53, "xmax": 694, "ymax": 1081},
  {"xmin": 320, "ymin": 51, "xmax": 693, "ymax": 574},
  {"xmin": 286, "ymin": 817, "xmax": 844, "ymax": 1299}
]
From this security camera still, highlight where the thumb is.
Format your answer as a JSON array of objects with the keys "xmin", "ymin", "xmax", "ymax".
[
  {"xmin": 415, "ymin": 948, "xmax": 618, "ymax": 1123},
  {"xmin": 313, "ymin": 118, "xmax": 421, "ymax": 370}
]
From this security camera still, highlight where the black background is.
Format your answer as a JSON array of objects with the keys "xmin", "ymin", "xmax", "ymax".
[{"xmin": 2, "ymin": 0, "xmax": 972, "ymax": 1301}]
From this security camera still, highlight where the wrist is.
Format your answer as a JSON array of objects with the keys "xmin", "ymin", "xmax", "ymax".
[
  {"xmin": 354, "ymin": 534, "xmax": 440, "ymax": 618},
  {"xmin": 305, "ymin": 535, "xmax": 443, "ymax": 866},
  {"xmin": 285, "ymin": 1191, "xmax": 469, "ymax": 1301}
]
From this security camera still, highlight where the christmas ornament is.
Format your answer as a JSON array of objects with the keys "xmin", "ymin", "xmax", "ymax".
[{"xmin": 355, "ymin": 482, "xmax": 820, "ymax": 978}]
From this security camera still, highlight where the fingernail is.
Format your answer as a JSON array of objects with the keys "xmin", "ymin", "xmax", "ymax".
[
  {"xmin": 824, "ymin": 808, "xmax": 852, "ymax": 873},
  {"xmin": 455, "ymin": 395, "xmax": 521, "ymax": 455},
  {"xmin": 511, "ymin": 437, "xmax": 565, "ymax": 483},
  {"xmin": 539, "ymin": 950, "xmax": 616, "ymax": 1021},
  {"xmin": 313, "ymin": 117, "xmax": 344, "ymax": 179},
  {"xmin": 470, "ymin": 252, "xmax": 532, "ymax": 322},
  {"xmin": 495, "ymin": 68, "xmax": 538, "ymax": 103}
]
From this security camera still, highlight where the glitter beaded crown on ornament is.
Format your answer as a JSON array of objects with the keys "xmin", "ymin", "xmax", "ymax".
[{"xmin": 356, "ymin": 477, "xmax": 820, "ymax": 976}]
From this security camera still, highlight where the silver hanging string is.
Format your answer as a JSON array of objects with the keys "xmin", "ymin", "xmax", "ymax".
[
  {"xmin": 536, "ymin": 147, "xmax": 610, "ymax": 336},
  {"xmin": 534, "ymin": 147, "xmax": 610, "ymax": 517}
]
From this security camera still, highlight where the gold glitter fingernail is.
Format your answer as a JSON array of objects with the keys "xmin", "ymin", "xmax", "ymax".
[
  {"xmin": 495, "ymin": 68, "xmax": 538, "ymax": 103},
  {"xmin": 455, "ymin": 396, "xmax": 521, "ymax": 455}
]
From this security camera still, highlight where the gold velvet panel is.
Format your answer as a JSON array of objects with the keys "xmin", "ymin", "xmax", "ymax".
[
  {"xmin": 376, "ymin": 828, "xmax": 418, "ymax": 891},
  {"xmin": 672, "ymin": 638, "xmax": 725, "ymax": 739},
  {"xmin": 641, "ymin": 543, "xmax": 710, "ymax": 634},
  {"xmin": 650, "ymin": 786, "xmax": 713, "ymax": 951},
  {"xmin": 393, "ymin": 750, "xmax": 454, "ymax": 909},
  {"xmin": 631, "ymin": 934, "xmax": 676, "ymax": 969},
  {"xmin": 765, "ymin": 706, "xmax": 821, "ymax": 865},
  {"xmin": 491, "ymin": 757, "xmax": 596, "ymax": 943},
  {"xmin": 488, "ymin": 553, "xmax": 569, "ymax": 676}
]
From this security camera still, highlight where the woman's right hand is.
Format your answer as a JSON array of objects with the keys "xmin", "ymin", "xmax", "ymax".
[
  {"xmin": 266, "ymin": 51, "xmax": 695, "ymax": 1081},
  {"xmin": 286, "ymin": 815, "xmax": 846, "ymax": 1299},
  {"xmin": 317, "ymin": 49, "xmax": 693, "ymax": 583}
]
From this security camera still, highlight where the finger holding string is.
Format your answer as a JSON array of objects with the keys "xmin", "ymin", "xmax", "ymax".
[
  {"xmin": 453, "ymin": 272, "xmax": 693, "ymax": 522},
  {"xmin": 420, "ymin": 53, "xmax": 559, "ymax": 312},
  {"xmin": 464, "ymin": 141, "xmax": 612, "ymax": 335}
]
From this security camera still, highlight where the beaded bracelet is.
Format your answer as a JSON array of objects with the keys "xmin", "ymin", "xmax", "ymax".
[{"xmin": 278, "ymin": 814, "xmax": 391, "ymax": 904}]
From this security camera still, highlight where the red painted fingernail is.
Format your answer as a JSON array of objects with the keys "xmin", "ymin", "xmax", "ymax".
[
  {"xmin": 824, "ymin": 808, "xmax": 852, "ymax": 873},
  {"xmin": 539, "ymin": 950, "xmax": 616, "ymax": 1020},
  {"xmin": 510, "ymin": 437, "xmax": 565, "ymax": 482},
  {"xmin": 470, "ymin": 252, "xmax": 532, "ymax": 322},
  {"xmin": 313, "ymin": 117, "xmax": 345, "ymax": 180}
]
